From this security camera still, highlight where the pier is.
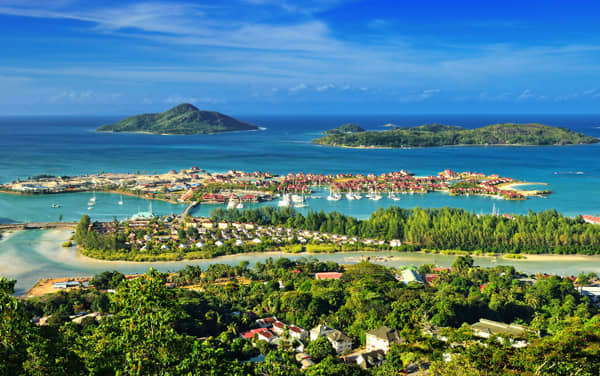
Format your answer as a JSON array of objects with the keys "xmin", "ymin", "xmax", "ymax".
[{"xmin": 0, "ymin": 222, "xmax": 78, "ymax": 231}]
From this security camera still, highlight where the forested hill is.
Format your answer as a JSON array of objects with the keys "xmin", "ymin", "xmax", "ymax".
[
  {"xmin": 312, "ymin": 123, "xmax": 599, "ymax": 148},
  {"xmin": 97, "ymin": 103, "xmax": 258, "ymax": 135}
]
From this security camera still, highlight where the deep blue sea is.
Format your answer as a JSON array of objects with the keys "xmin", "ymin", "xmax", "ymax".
[{"xmin": 1, "ymin": 114, "xmax": 600, "ymax": 222}]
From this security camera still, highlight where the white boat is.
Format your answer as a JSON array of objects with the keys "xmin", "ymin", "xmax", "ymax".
[
  {"xmin": 294, "ymin": 202, "xmax": 308, "ymax": 208},
  {"xmin": 87, "ymin": 206, "xmax": 93, "ymax": 210},
  {"xmin": 118, "ymin": 195, "xmax": 123, "ymax": 205},
  {"xmin": 368, "ymin": 189, "xmax": 382, "ymax": 200},
  {"xmin": 236, "ymin": 202, "xmax": 244, "ymax": 209},
  {"xmin": 291, "ymin": 194, "xmax": 304, "ymax": 203},
  {"xmin": 278, "ymin": 194, "xmax": 291, "ymax": 207},
  {"xmin": 389, "ymin": 192, "xmax": 401, "ymax": 201},
  {"xmin": 326, "ymin": 189, "xmax": 341, "ymax": 201},
  {"xmin": 89, "ymin": 191, "xmax": 96, "ymax": 203},
  {"xmin": 51, "ymin": 203, "xmax": 62, "ymax": 208},
  {"xmin": 227, "ymin": 199, "xmax": 237, "ymax": 209},
  {"xmin": 345, "ymin": 191, "xmax": 356, "ymax": 200}
]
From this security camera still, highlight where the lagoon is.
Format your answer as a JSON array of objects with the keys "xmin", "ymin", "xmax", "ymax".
[{"xmin": 3, "ymin": 229, "xmax": 600, "ymax": 296}]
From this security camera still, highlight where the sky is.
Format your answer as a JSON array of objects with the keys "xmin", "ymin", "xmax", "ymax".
[{"xmin": 0, "ymin": 0, "xmax": 599, "ymax": 115}]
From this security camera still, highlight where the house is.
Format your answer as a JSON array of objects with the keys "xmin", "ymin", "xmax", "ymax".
[
  {"xmin": 326, "ymin": 330, "xmax": 353, "ymax": 354},
  {"xmin": 296, "ymin": 353, "xmax": 315, "ymax": 369},
  {"xmin": 471, "ymin": 319, "xmax": 525, "ymax": 338},
  {"xmin": 241, "ymin": 328, "xmax": 277, "ymax": 343},
  {"xmin": 271, "ymin": 321, "xmax": 286, "ymax": 335},
  {"xmin": 581, "ymin": 286, "xmax": 600, "ymax": 303},
  {"xmin": 256, "ymin": 316, "xmax": 277, "ymax": 328},
  {"xmin": 289, "ymin": 324, "xmax": 308, "ymax": 340},
  {"xmin": 356, "ymin": 350, "xmax": 386, "ymax": 369},
  {"xmin": 390, "ymin": 239, "xmax": 402, "ymax": 247},
  {"xmin": 401, "ymin": 269, "xmax": 423, "ymax": 284},
  {"xmin": 315, "ymin": 272, "xmax": 343, "ymax": 280},
  {"xmin": 425, "ymin": 273, "xmax": 440, "ymax": 284},
  {"xmin": 310, "ymin": 324, "xmax": 335, "ymax": 341},
  {"xmin": 310, "ymin": 324, "xmax": 352, "ymax": 353},
  {"xmin": 583, "ymin": 215, "xmax": 600, "ymax": 225},
  {"xmin": 366, "ymin": 326, "xmax": 405, "ymax": 353}
]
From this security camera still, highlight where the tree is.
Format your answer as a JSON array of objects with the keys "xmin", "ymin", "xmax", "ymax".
[
  {"xmin": 306, "ymin": 336, "xmax": 336, "ymax": 361},
  {"xmin": 452, "ymin": 255, "xmax": 474, "ymax": 272}
]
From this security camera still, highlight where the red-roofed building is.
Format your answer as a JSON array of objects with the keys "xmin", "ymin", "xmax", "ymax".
[
  {"xmin": 583, "ymin": 215, "xmax": 600, "ymax": 225},
  {"xmin": 272, "ymin": 321, "xmax": 286, "ymax": 335},
  {"xmin": 425, "ymin": 273, "xmax": 440, "ymax": 284},
  {"xmin": 256, "ymin": 316, "xmax": 277, "ymax": 328},
  {"xmin": 241, "ymin": 328, "xmax": 276, "ymax": 342},
  {"xmin": 315, "ymin": 272, "xmax": 343, "ymax": 280}
]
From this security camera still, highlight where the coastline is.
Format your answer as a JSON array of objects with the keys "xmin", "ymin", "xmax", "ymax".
[
  {"xmin": 312, "ymin": 141, "xmax": 597, "ymax": 150},
  {"xmin": 96, "ymin": 128, "xmax": 259, "ymax": 136}
]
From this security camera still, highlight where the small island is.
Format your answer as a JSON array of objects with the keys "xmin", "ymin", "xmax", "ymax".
[
  {"xmin": 313, "ymin": 123, "xmax": 599, "ymax": 148},
  {"xmin": 97, "ymin": 103, "xmax": 258, "ymax": 135},
  {"xmin": 323, "ymin": 123, "xmax": 365, "ymax": 135}
]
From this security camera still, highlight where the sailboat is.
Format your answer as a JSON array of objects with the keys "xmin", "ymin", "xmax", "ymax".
[
  {"xmin": 326, "ymin": 188, "xmax": 341, "ymax": 201},
  {"xmin": 118, "ymin": 195, "xmax": 123, "ymax": 205},
  {"xmin": 369, "ymin": 189, "xmax": 382, "ymax": 201},
  {"xmin": 278, "ymin": 193, "xmax": 292, "ymax": 207},
  {"xmin": 345, "ymin": 190, "xmax": 356, "ymax": 200},
  {"xmin": 389, "ymin": 191, "xmax": 401, "ymax": 201}
]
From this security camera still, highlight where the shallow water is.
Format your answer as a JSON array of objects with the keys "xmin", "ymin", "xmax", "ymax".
[{"xmin": 2, "ymin": 229, "xmax": 599, "ymax": 296}]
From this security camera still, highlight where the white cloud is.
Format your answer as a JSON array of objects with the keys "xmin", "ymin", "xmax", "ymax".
[
  {"xmin": 517, "ymin": 89, "xmax": 534, "ymax": 101},
  {"xmin": 316, "ymin": 83, "xmax": 335, "ymax": 92},
  {"xmin": 165, "ymin": 95, "xmax": 197, "ymax": 104},
  {"xmin": 50, "ymin": 90, "xmax": 93, "ymax": 103},
  {"xmin": 420, "ymin": 88, "xmax": 440, "ymax": 99},
  {"xmin": 289, "ymin": 83, "xmax": 307, "ymax": 92}
]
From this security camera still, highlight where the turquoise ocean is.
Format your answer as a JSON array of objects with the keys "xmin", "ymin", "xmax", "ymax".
[{"xmin": 1, "ymin": 114, "xmax": 600, "ymax": 293}]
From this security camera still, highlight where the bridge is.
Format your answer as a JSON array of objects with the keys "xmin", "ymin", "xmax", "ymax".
[
  {"xmin": 0, "ymin": 222, "xmax": 78, "ymax": 231},
  {"xmin": 178, "ymin": 201, "xmax": 198, "ymax": 223}
]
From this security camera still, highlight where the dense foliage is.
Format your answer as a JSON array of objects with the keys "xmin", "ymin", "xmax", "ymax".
[
  {"xmin": 1, "ymin": 257, "xmax": 599, "ymax": 375},
  {"xmin": 97, "ymin": 103, "xmax": 258, "ymax": 135},
  {"xmin": 211, "ymin": 206, "xmax": 600, "ymax": 254},
  {"xmin": 323, "ymin": 123, "xmax": 366, "ymax": 135},
  {"xmin": 313, "ymin": 123, "xmax": 599, "ymax": 147}
]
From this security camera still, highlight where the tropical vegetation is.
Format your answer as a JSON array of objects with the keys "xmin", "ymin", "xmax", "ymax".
[{"xmin": 313, "ymin": 123, "xmax": 599, "ymax": 148}]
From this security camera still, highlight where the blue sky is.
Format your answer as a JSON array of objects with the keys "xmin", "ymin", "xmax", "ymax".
[{"xmin": 1, "ymin": 0, "xmax": 599, "ymax": 115}]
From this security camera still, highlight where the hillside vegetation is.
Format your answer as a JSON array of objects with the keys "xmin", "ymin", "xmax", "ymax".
[
  {"xmin": 97, "ymin": 103, "xmax": 258, "ymax": 135},
  {"xmin": 313, "ymin": 123, "xmax": 599, "ymax": 148}
]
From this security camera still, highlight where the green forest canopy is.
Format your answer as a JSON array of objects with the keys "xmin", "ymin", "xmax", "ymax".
[
  {"xmin": 313, "ymin": 123, "xmax": 599, "ymax": 147},
  {"xmin": 97, "ymin": 103, "xmax": 258, "ymax": 135}
]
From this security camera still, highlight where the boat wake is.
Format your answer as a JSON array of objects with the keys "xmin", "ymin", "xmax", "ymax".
[
  {"xmin": 258, "ymin": 127, "xmax": 267, "ymax": 131},
  {"xmin": 553, "ymin": 171, "xmax": 584, "ymax": 175}
]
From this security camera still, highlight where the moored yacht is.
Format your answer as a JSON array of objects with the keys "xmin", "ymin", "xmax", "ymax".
[
  {"xmin": 326, "ymin": 189, "xmax": 341, "ymax": 201},
  {"xmin": 278, "ymin": 193, "xmax": 292, "ymax": 207}
]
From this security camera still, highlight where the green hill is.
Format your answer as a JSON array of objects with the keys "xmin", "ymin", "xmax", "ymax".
[
  {"xmin": 97, "ymin": 104, "xmax": 258, "ymax": 135},
  {"xmin": 313, "ymin": 123, "xmax": 599, "ymax": 148},
  {"xmin": 323, "ymin": 123, "xmax": 366, "ymax": 135}
]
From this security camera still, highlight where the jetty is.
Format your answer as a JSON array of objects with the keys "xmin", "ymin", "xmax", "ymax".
[{"xmin": 0, "ymin": 222, "xmax": 77, "ymax": 231}]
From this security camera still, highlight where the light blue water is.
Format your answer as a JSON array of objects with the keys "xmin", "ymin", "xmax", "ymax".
[
  {"xmin": 1, "ymin": 114, "xmax": 599, "ymax": 221},
  {"xmin": 3, "ymin": 229, "xmax": 600, "ymax": 296}
]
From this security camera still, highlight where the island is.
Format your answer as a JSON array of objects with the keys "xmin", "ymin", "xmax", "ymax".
[
  {"xmin": 312, "ymin": 123, "xmax": 600, "ymax": 148},
  {"xmin": 323, "ymin": 123, "xmax": 365, "ymax": 135},
  {"xmin": 96, "ymin": 103, "xmax": 258, "ymax": 135}
]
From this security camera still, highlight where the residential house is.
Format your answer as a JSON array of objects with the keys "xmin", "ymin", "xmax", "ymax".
[
  {"xmin": 315, "ymin": 272, "xmax": 343, "ymax": 280},
  {"xmin": 326, "ymin": 330, "xmax": 353, "ymax": 354},
  {"xmin": 401, "ymin": 268, "xmax": 423, "ymax": 284},
  {"xmin": 356, "ymin": 350, "xmax": 385, "ymax": 369},
  {"xmin": 366, "ymin": 326, "xmax": 405, "ymax": 353}
]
